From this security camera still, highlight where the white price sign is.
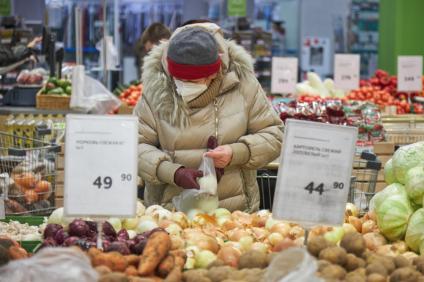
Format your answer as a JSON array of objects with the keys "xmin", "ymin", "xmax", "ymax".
[
  {"xmin": 64, "ymin": 115, "xmax": 138, "ymax": 218},
  {"xmin": 271, "ymin": 57, "xmax": 298, "ymax": 94},
  {"xmin": 334, "ymin": 54, "xmax": 360, "ymax": 91},
  {"xmin": 398, "ymin": 56, "xmax": 423, "ymax": 92},
  {"xmin": 272, "ymin": 120, "xmax": 357, "ymax": 228},
  {"xmin": 0, "ymin": 198, "xmax": 4, "ymax": 219}
]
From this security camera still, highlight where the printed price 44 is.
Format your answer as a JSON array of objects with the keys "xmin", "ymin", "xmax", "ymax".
[
  {"xmin": 304, "ymin": 181, "xmax": 344, "ymax": 195},
  {"xmin": 93, "ymin": 173, "xmax": 132, "ymax": 189}
]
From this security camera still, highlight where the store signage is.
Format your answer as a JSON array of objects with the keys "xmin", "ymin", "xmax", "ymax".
[
  {"xmin": 227, "ymin": 0, "xmax": 247, "ymax": 17},
  {"xmin": 334, "ymin": 54, "xmax": 360, "ymax": 91},
  {"xmin": 64, "ymin": 115, "xmax": 138, "ymax": 218},
  {"xmin": 272, "ymin": 120, "xmax": 357, "ymax": 228},
  {"xmin": 0, "ymin": 198, "xmax": 4, "ymax": 219},
  {"xmin": 398, "ymin": 56, "xmax": 423, "ymax": 92},
  {"xmin": 271, "ymin": 57, "xmax": 298, "ymax": 94}
]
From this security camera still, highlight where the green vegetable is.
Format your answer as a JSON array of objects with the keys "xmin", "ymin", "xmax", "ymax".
[
  {"xmin": 405, "ymin": 208, "xmax": 424, "ymax": 253},
  {"xmin": 392, "ymin": 142, "xmax": 424, "ymax": 184},
  {"xmin": 405, "ymin": 166, "xmax": 424, "ymax": 206},
  {"xmin": 65, "ymin": 86, "xmax": 72, "ymax": 95},
  {"xmin": 372, "ymin": 183, "xmax": 413, "ymax": 241},
  {"xmin": 324, "ymin": 226, "xmax": 345, "ymax": 244},
  {"xmin": 47, "ymin": 77, "xmax": 58, "ymax": 85},
  {"xmin": 48, "ymin": 87, "xmax": 64, "ymax": 95},
  {"xmin": 384, "ymin": 158, "xmax": 396, "ymax": 184},
  {"xmin": 57, "ymin": 79, "xmax": 71, "ymax": 89}
]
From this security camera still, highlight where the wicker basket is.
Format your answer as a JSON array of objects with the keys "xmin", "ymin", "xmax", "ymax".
[{"xmin": 36, "ymin": 90, "xmax": 70, "ymax": 110}]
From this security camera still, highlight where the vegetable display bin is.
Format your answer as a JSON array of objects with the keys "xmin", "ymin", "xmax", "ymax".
[
  {"xmin": 4, "ymin": 86, "xmax": 41, "ymax": 107},
  {"xmin": 1, "ymin": 216, "xmax": 44, "ymax": 253}
]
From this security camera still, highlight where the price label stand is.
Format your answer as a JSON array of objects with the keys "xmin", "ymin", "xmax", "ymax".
[
  {"xmin": 272, "ymin": 120, "xmax": 357, "ymax": 233},
  {"xmin": 64, "ymin": 115, "xmax": 138, "ymax": 249},
  {"xmin": 397, "ymin": 56, "xmax": 423, "ymax": 113}
]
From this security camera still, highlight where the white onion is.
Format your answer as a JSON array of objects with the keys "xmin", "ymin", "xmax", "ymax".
[
  {"xmin": 239, "ymin": 236, "xmax": 254, "ymax": 252},
  {"xmin": 166, "ymin": 223, "xmax": 183, "ymax": 236},
  {"xmin": 136, "ymin": 219, "xmax": 158, "ymax": 234},
  {"xmin": 145, "ymin": 204, "xmax": 165, "ymax": 215},
  {"xmin": 195, "ymin": 250, "xmax": 217, "ymax": 268}
]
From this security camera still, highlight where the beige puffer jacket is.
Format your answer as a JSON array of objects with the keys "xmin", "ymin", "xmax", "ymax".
[{"xmin": 135, "ymin": 24, "xmax": 283, "ymax": 213}]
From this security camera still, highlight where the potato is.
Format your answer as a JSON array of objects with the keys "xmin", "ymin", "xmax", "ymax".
[
  {"xmin": 366, "ymin": 254, "xmax": 395, "ymax": 274},
  {"xmin": 207, "ymin": 259, "xmax": 226, "ymax": 269},
  {"xmin": 183, "ymin": 269, "xmax": 211, "ymax": 282},
  {"xmin": 367, "ymin": 273, "xmax": 386, "ymax": 282},
  {"xmin": 229, "ymin": 268, "xmax": 264, "ymax": 282},
  {"xmin": 317, "ymin": 260, "xmax": 331, "ymax": 272},
  {"xmin": 345, "ymin": 253, "xmax": 366, "ymax": 272},
  {"xmin": 207, "ymin": 266, "xmax": 234, "ymax": 282},
  {"xmin": 307, "ymin": 236, "xmax": 332, "ymax": 257},
  {"xmin": 415, "ymin": 261, "xmax": 424, "ymax": 275},
  {"xmin": 394, "ymin": 255, "xmax": 411, "ymax": 268},
  {"xmin": 95, "ymin": 265, "xmax": 112, "ymax": 276},
  {"xmin": 320, "ymin": 264, "xmax": 346, "ymax": 280},
  {"xmin": 345, "ymin": 270, "xmax": 366, "ymax": 282},
  {"xmin": 413, "ymin": 256, "xmax": 424, "ymax": 266},
  {"xmin": 319, "ymin": 246, "xmax": 347, "ymax": 266},
  {"xmin": 341, "ymin": 233, "xmax": 366, "ymax": 256},
  {"xmin": 390, "ymin": 267, "xmax": 422, "ymax": 282},
  {"xmin": 366, "ymin": 262, "xmax": 388, "ymax": 277},
  {"xmin": 238, "ymin": 250, "xmax": 268, "ymax": 269}
]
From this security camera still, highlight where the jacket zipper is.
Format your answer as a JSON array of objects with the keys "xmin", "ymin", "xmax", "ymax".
[{"xmin": 214, "ymin": 99, "xmax": 219, "ymax": 140}]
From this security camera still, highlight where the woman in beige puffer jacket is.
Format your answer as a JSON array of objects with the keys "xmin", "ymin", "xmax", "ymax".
[{"xmin": 135, "ymin": 23, "xmax": 283, "ymax": 213}]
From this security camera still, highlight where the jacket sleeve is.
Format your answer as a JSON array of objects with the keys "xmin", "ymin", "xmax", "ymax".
[
  {"xmin": 229, "ymin": 79, "xmax": 283, "ymax": 169},
  {"xmin": 0, "ymin": 45, "xmax": 32, "ymax": 67},
  {"xmin": 135, "ymin": 97, "xmax": 182, "ymax": 185}
]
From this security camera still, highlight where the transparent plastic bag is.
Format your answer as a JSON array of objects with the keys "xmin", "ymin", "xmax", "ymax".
[
  {"xmin": 70, "ymin": 65, "xmax": 121, "ymax": 114},
  {"xmin": 173, "ymin": 156, "xmax": 218, "ymax": 213},
  {"xmin": 264, "ymin": 247, "xmax": 323, "ymax": 282},
  {"xmin": 0, "ymin": 247, "xmax": 98, "ymax": 282}
]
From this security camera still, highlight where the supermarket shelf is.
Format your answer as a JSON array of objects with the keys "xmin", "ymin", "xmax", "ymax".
[{"xmin": 0, "ymin": 106, "xmax": 79, "ymax": 115}]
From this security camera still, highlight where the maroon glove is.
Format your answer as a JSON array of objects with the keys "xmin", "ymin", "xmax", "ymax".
[
  {"xmin": 207, "ymin": 136, "xmax": 224, "ymax": 182},
  {"xmin": 174, "ymin": 167, "xmax": 203, "ymax": 189}
]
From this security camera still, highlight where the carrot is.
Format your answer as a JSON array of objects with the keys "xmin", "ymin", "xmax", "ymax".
[
  {"xmin": 170, "ymin": 250, "xmax": 187, "ymax": 270},
  {"xmin": 164, "ymin": 267, "xmax": 182, "ymax": 282},
  {"xmin": 92, "ymin": 252, "xmax": 128, "ymax": 272},
  {"xmin": 8, "ymin": 246, "xmax": 28, "ymax": 260},
  {"xmin": 157, "ymin": 255, "xmax": 175, "ymax": 278},
  {"xmin": 125, "ymin": 254, "xmax": 140, "ymax": 266},
  {"xmin": 138, "ymin": 231, "xmax": 171, "ymax": 276},
  {"xmin": 125, "ymin": 265, "xmax": 139, "ymax": 276}
]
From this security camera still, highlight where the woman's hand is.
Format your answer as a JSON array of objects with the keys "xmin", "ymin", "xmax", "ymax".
[
  {"xmin": 205, "ymin": 145, "xmax": 233, "ymax": 168},
  {"xmin": 27, "ymin": 36, "xmax": 42, "ymax": 49}
]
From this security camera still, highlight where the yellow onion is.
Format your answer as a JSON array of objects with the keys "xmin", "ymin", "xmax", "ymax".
[
  {"xmin": 239, "ymin": 236, "xmax": 254, "ymax": 252},
  {"xmin": 251, "ymin": 242, "xmax": 270, "ymax": 253},
  {"xmin": 170, "ymin": 235, "xmax": 185, "ymax": 250},
  {"xmin": 217, "ymin": 246, "xmax": 241, "ymax": 268},
  {"xmin": 289, "ymin": 226, "xmax": 305, "ymax": 239},
  {"xmin": 362, "ymin": 220, "xmax": 377, "ymax": 234},
  {"xmin": 268, "ymin": 232, "xmax": 284, "ymax": 246},
  {"xmin": 270, "ymin": 223, "xmax": 291, "ymax": 237},
  {"xmin": 251, "ymin": 227, "xmax": 270, "ymax": 241},
  {"xmin": 171, "ymin": 211, "xmax": 189, "ymax": 229},
  {"xmin": 348, "ymin": 216, "xmax": 362, "ymax": 233},
  {"xmin": 343, "ymin": 223, "xmax": 358, "ymax": 234},
  {"xmin": 185, "ymin": 231, "xmax": 220, "ymax": 254},
  {"xmin": 223, "ymin": 220, "xmax": 242, "ymax": 231},
  {"xmin": 231, "ymin": 211, "xmax": 252, "ymax": 226},
  {"xmin": 345, "ymin": 203, "xmax": 359, "ymax": 217},
  {"xmin": 228, "ymin": 228, "xmax": 250, "ymax": 242}
]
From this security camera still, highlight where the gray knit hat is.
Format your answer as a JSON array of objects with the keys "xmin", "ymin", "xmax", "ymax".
[{"xmin": 167, "ymin": 27, "xmax": 221, "ymax": 79}]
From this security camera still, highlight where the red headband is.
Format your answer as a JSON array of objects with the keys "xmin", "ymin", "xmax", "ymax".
[{"xmin": 167, "ymin": 57, "xmax": 221, "ymax": 80}]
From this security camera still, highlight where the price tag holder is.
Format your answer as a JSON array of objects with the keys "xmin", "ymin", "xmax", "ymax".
[
  {"xmin": 272, "ymin": 120, "xmax": 357, "ymax": 228},
  {"xmin": 64, "ymin": 115, "xmax": 138, "ymax": 218},
  {"xmin": 0, "ymin": 198, "xmax": 4, "ymax": 220},
  {"xmin": 334, "ymin": 54, "xmax": 360, "ymax": 91},
  {"xmin": 397, "ymin": 56, "xmax": 423, "ymax": 92},
  {"xmin": 271, "ymin": 57, "xmax": 298, "ymax": 94}
]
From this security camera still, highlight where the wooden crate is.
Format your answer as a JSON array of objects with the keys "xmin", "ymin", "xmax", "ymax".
[{"xmin": 36, "ymin": 91, "xmax": 70, "ymax": 110}]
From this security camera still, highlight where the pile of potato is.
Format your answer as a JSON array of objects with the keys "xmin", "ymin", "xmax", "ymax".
[{"xmin": 308, "ymin": 232, "xmax": 424, "ymax": 282}]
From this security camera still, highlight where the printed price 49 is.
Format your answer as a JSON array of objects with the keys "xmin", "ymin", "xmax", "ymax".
[
  {"xmin": 93, "ymin": 173, "xmax": 132, "ymax": 189},
  {"xmin": 304, "ymin": 181, "xmax": 345, "ymax": 195}
]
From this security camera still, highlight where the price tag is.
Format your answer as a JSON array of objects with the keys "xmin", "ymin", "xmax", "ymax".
[
  {"xmin": 272, "ymin": 120, "xmax": 357, "ymax": 228},
  {"xmin": 0, "ymin": 198, "xmax": 4, "ymax": 219},
  {"xmin": 398, "ymin": 56, "xmax": 423, "ymax": 92},
  {"xmin": 64, "ymin": 115, "xmax": 138, "ymax": 218},
  {"xmin": 271, "ymin": 57, "xmax": 298, "ymax": 94},
  {"xmin": 334, "ymin": 54, "xmax": 360, "ymax": 91}
]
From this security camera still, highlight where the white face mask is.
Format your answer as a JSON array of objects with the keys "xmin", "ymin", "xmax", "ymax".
[{"xmin": 174, "ymin": 79, "xmax": 208, "ymax": 103}]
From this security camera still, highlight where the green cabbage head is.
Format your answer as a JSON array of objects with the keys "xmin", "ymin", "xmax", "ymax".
[
  {"xmin": 405, "ymin": 166, "xmax": 424, "ymax": 206},
  {"xmin": 384, "ymin": 158, "xmax": 396, "ymax": 184},
  {"xmin": 405, "ymin": 208, "xmax": 424, "ymax": 253},
  {"xmin": 371, "ymin": 183, "xmax": 414, "ymax": 241},
  {"xmin": 392, "ymin": 142, "xmax": 424, "ymax": 184}
]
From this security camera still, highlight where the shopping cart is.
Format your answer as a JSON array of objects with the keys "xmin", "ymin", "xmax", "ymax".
[
  {"xmin": 349, "ymin": 152, "xmax": 382, "ymax": 214},
  {"xmin": 257, "ymin": 151, "xmax": 382, "ymax": 212},
  {"xmin": 0, "ymin": 131, "xmax": 60, "ymax": 215}
]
